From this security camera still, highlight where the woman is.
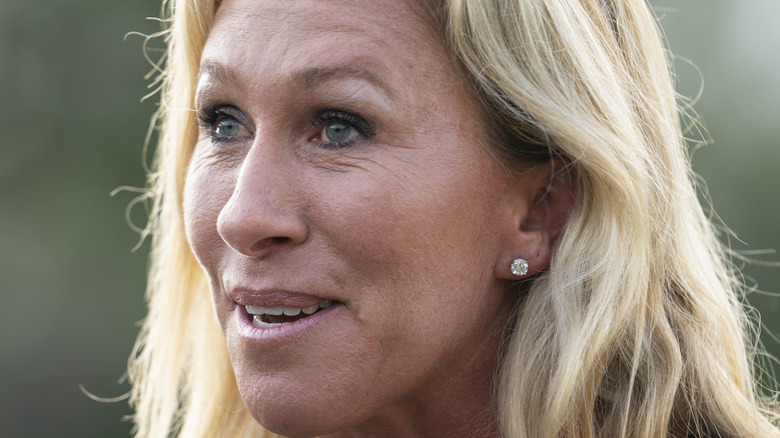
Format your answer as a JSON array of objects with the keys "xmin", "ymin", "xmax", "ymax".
[{"xmin": 128, "ymin": 0, "xmax": 780, "ymax": 436}]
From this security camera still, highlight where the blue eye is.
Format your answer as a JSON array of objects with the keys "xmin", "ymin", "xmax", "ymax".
[
  {"xmin": 324, "ymin": 122, "xmax": 355, "ymax": 143},
  {"xmin": 197, "ymin": 106, "xmax": 252, "ymax": 144},
  {"xmin": 215, "ymin": 118, "xmax": 242, "ymax": 137},
  {"xmin": 311, "ymin": 110, "xmax": 373, "ymax": 149}
]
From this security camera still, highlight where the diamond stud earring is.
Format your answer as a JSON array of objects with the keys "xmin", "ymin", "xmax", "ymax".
[{"xmin": 510, "ymin": 258, "xmax": 529, "ymax": 277}]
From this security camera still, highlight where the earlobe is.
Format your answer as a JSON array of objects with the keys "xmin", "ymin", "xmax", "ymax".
[
  {"xmin": 510, "ymin": 258, "xmax": 529, "ymax": 276},
  {"xmin": 495, "ymin": 156, "xmax": 578, "ymax": 280}
]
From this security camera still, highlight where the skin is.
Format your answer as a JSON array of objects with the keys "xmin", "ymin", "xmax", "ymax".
[{"xmin": 183, "ymin": 0, "xmax": 573, "ymax": 436}]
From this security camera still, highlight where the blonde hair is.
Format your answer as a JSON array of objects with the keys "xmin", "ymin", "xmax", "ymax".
[{"xmin": 128, "ymin": 0, "xmax": 780, "ymax": 437}]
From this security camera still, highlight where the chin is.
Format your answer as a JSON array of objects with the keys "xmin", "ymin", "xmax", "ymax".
[
  {"xmin": 242, "ymin": 391, "xmax": 358, "ymax": 438},
  {"xmin": 234, "ymin": 367, "xmax": 372, "ymax": 438}
]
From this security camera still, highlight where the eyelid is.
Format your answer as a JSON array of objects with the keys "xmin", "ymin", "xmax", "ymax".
[
  {"xmin": 198, "ymin": 105, "xmax": 253, "ymax": 131},
  {"xmin": 307, "ymin": 110, "xmax": 375, "ymax": 150},
  {"xmin": 196, "ymin": 104, "xmax": 255, "ymax": 146},
  {"xmin": 310, "ymin": 110, "xmax": 374, "ymax": 137}
]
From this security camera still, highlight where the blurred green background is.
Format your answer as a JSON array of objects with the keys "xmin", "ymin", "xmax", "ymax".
[{"xmin": 1, "ymin": 0, "xmax": 778, "ymax": 436}]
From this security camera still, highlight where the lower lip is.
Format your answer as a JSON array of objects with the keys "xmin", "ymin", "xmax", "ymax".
[{"xmin": 234, "ymin": 303, "xmax": 341, "ymax": 345}]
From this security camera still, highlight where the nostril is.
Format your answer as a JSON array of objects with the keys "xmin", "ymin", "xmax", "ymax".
[{"xmin": 248, "ymin": 236, "xmax": 291, "ymax": 254}]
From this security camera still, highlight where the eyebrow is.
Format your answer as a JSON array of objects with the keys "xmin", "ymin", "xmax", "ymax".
[
  {"xmin": 198, "ymin": 60, "xmax": 239, "ymax": 85},
  {"xmin": 290, "ymin": 65, "xmax": 393, "ymax": 97},
  {"xmin": 198, "ymin": 60, "xmax": 393, "ymax": 97}
]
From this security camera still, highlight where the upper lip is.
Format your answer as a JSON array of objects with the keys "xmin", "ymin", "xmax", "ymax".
[{"xmin": 229, "ymin": 288, "xmax": 331, "ymax": 308}]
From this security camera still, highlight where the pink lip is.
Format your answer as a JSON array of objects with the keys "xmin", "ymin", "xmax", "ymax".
[
  {"xmin": 230, "ymin": 288, "xmax": 329, "ymax": 308},
  {"xmin": 234, "ymin": 302, "xmax": 341, "ymax": 344}
]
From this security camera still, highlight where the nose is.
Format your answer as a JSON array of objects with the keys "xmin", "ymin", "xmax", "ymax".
[{"xmin": 217, "ymin": 147, "xmax": 308, "ymax": 258}]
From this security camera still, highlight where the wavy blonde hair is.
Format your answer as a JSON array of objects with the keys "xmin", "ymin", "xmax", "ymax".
[{"xmin": 128, "ymin": 0, "xmax": 780, "ymax": 437}]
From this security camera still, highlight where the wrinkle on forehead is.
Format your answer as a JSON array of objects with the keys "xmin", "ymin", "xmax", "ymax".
[
  {"xmin": 196, "ymin": 59, "xmax": 395, "ymax": 111},
  {"xmin": 290, "ymin": 66, "xmax": 395, "ymax": 98},
  {"xmin": 212, "ymin": 0, "xmax": 433, "ymax": 49}
]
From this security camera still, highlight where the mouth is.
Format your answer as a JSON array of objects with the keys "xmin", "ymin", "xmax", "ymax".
[{"xmin": 246, "ymin": 299, "xmax": 334, "ymax": 328}]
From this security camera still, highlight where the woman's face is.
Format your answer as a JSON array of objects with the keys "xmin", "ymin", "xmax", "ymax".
[{"xmin": 184, "ymin": 0, "xmax": 531, "ymax": 435}]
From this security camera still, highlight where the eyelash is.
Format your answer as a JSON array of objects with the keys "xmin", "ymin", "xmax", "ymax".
[
  {"xmin": 197, "ymin": 105, "xmax": 248, "ymax": 145},
  {"xmin": 196, "ymin": 105, "xmax": 374, "ymax": 149},
  {"xmin": 310, "ymin": 110, "xmax": 374, "ymax": 149}
]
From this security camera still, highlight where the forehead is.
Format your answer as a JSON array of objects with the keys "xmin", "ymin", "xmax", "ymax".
[{"xmin": 201, "ymin": 0, "xmax": 437, "ymax": 78}]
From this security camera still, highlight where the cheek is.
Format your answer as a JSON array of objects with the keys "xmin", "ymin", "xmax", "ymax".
[
  {"xmin": 311, "ymin": 176, "xmax": 422, "ymax": 265},
  {"xmin": 314, "ymin": 165, "xmax": 500, "ymax": 309},
  {"xmin": 183, "ymin": 162, "xmax": 234, "ymax": 265}
]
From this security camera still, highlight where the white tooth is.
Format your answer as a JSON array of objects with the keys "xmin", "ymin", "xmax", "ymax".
[
  {"xmin": 253, "ymin": 315, "xmax": 284, "ymax": 328},
  {"xmin": 265, "ymin": 306, "xmax": 283, "ymax": 316},
  {"xmin": 302, "ymin": 304, "xmax": 319, "ymax": 315},
  {"xmin": 283, "ymin": 306, "xmax": 302, "ymax": 316},
  {"xmin": 320, "ymin": 299, "xmax": 333, "ymax": 309},
  {"xmin": 246, "ymin": 305, "xmax": 284, "ymax": 316},
  {"xmin": 246, "ymin": 305, "xmax": 264, "ymax": 315}
]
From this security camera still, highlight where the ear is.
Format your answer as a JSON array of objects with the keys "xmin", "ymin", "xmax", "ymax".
[{"xmin": 495, "ymin": 156, "xmax": 578, "ymax": 279}]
